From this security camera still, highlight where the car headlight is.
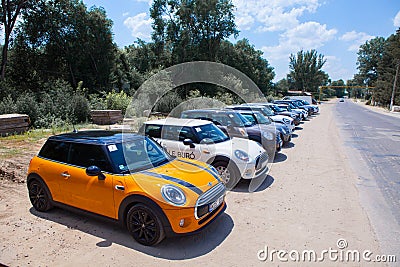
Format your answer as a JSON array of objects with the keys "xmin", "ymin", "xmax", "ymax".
[
  {"xmin": 282, "ymin": 118, "xmax": 290, "ymax": 124},
  {"xmin": 161, "ymin": 185, "xmax": 186, "ymax": 206},
  {"xmin": 234, "ymin": 150, "xmax": 250, "ymax": 162},
  {"xmin": 291, "ymin": 114, "xmax": 296, "ymax": 118},
  {"xmin": 262, "ymin": 131, "xmax": 274, "ymax": 140}
]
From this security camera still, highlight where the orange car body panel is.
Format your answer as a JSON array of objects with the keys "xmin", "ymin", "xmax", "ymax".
[{"xmin": 28, "ymin": 155, "xmax": 225, "ymax": 234}]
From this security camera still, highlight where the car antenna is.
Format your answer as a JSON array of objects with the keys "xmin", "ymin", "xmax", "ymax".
[{"xmin": 72, "ymin": 124, "xmax": 78, "ymax": 133}]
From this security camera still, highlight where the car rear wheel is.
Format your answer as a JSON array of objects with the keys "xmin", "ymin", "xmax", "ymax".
[
  {"xmin": 213, "ymin": 161, "xmax": 239, "ymax": 190},
  {"xmin": 126, "ymin": 204, "xmax": 165, "ymax": 246},
  {"xmin": 28, "ymin": 179, "xmax": 53, "ymax": 212}
]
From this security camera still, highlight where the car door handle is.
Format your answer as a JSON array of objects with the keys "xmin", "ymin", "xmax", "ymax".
[
  {"xmin": 115, "ymin": 185, "xmax": 125, "ymax": 191},
  {"xmin": 61, "ymin": 172, "xmax": 70, "ymax": 178}
]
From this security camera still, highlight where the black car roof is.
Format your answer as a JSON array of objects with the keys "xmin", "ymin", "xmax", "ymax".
[{"xmin": 48, "ymin": 130, "xmax": 143, "ymax": 145}]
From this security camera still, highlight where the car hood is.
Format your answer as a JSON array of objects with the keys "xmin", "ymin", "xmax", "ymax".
[
  {"xmin": 132, "ymin": 159, "xmax": 222, "ymax": 197},
  {"xmin": 271, "ymin": 115, "xmax": 294, "ymax": 122}
]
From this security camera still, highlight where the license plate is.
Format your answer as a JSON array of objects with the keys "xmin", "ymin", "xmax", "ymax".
[{"xmin": 209, "ymin": 195, "xmax": 224, "ymax": 212}]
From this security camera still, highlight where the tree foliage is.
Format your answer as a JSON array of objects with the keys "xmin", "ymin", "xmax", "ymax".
[
  {"xmin": 9, "ymin": 0, "xmax": 116, "ymax": 93},
  {"xmin": 356, "ymin": 37, "xmax": 386, "ymax": 86},
  {"xmin": 288, "ymin": 49, "xmax": 328, "ymax": 93}
]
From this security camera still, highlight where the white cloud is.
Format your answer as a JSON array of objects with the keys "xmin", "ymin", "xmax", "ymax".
[
  {"xmin": 136, "ymin": 0, "xmax": 152, "ymax": 6},
  {"xmin": 394, "ymin": 10, "xmax": 400, "ymax": 27},
  {"xmin": 233, "ymin": 0, "xmax": 320, "ymax": 32},
  {"xmin": 123, "ymin": 12, "xmax": 152, "ymax": 40},
  {"xmin": 322, "ymin": 56, "xmax": 352, "ymax": 81},
  {"xmin": 262, "ymin": 22, "xmax": 337, "ymax": 61},
  {"xmin": 260, "ymin": 21, "xmax": 337, "ymax": 80},
  {"xmin": 339, "ymin": 31, "xmax": 375, "ymax": 52}
]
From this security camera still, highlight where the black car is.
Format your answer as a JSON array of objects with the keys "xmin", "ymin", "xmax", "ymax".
[{"xmin": 181, "ymin": 109, "xmax": 281, "ymax": 159}]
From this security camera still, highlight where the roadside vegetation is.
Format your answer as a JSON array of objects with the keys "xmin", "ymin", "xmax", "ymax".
[{"xmin": 0, "ymin": 0, "xmax": 399, "ymax": 129}]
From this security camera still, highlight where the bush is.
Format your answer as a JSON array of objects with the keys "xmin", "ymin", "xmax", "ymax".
[
  {"xmin": 154, "ymin": 91, "xmax": 183, "ymax": 113},
  {"xmin": 0, "ymin": 95, "xmax": 17, "ymax": 114},
  {"xmin": 105, "ymin": 90, "xmax": 130, "ymax": 114},
  {"xmin": 70, "ymin": 94, "xmax": 90, "ymax": 124}
]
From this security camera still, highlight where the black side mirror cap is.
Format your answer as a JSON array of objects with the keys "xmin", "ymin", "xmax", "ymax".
[
  {"xmin": 183, "ymin": 138, "xmax": 195, "ymax": 148},
  {"xmin": 86, "ymin": 166, "xmax": 106, "ymax": 180}
]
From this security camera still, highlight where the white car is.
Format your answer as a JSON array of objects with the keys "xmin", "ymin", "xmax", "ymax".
[{"xmin": 141, "ymin": 118, "xmax": 269, "ymax": 189}]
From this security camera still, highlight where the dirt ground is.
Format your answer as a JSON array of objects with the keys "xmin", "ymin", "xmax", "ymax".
[{"xmin": 0, "ymin": 101, "xmax": 385, "ymax": 266}]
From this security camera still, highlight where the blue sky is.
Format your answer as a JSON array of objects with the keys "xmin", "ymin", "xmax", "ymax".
[{"xmin": 83, "ymin": 0, "xmax": 400, "ymax": 82}]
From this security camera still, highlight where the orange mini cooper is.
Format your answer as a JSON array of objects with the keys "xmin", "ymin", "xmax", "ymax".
[{"xmin": 27, "ymin": 130, "xmax": 226, "ymax": 246}]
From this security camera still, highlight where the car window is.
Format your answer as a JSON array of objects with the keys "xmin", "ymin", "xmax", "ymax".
[
  {"xmin": 39, "ymin": 140, "xmax": 70, "ymax": 163},
  {"xmin": 68, "ymin": 143, "xmax": 113, "ymax": 173},
  {"xmin": 241, "ymin": 114, "xmax": 256, "ymax": 124},
  {"xmin": 211, "ymin": 114, "xmax": 232, "ymax": 126},
  {"xmin": 254, "ymin": 113, "xmax": 271, "ymax": 125},
  {"xmin": 178, "ymin": 126, "xmax": 196, "ymax": 141},
  {"xmin": 109, "ymin": 137, "xmax": 171, "ymax": 174},
  {"xmin": 194, "ymin": 123, "xmax": 229, "ymax": 143},
  {"xmin": 145, "ymin": 125, "xmax": 162, "ymax": 138}
]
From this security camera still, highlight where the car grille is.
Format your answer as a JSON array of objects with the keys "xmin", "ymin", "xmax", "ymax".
[
  {"xmin": 195, "ymin": 182, "xmax": 226, "ymax": 219},
  {"xmin": 255, "ymin": 152, "xmax": 269, "ymax": 170}
]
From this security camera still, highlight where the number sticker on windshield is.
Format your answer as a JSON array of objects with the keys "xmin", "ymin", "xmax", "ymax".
[
  {"xmin": 108, "ymin": 144, "xmax": 118, "ymax": 152},
  {"xmin": 195, "ymin": 127, "xmax": 202, "ymax": 132}
]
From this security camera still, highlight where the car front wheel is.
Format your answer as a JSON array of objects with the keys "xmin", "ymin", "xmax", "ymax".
[
  {"xmin": 213, "ymin": 161, "xmax": 239, "ymax": 190},
  {"xmin": 126, "ymin": 204, "xmax": 165, "ymax": 246},
  {"xmin": 28, "ymin": 179, "xmax": 53, "ymax": 212}
]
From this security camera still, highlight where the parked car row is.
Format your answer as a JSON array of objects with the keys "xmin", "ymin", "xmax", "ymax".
[{"xmin": 26, "ymin": 99, "xmax": 319, "ymax": 246}]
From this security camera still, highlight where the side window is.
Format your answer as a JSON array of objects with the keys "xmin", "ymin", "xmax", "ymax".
[
  {"xmin": 39, "ymin": 140, "xmax": 70, "ymax": 163},
  {"xmin": 242, "ymin": 114, "xmax": 256, "ymax": 123},
  {"xmin": 178, "ymin": 127, "xmax": 196, "ymax": 141},
  {"xmin": 68, "ymin": 143, "xmax": 113, "ymax": 173},
  {"xmin": 211, "ymin": 114, "xmax": 231, "ymax": 126},
  {"xmin": 161, "ymin": 126, "xmax": 180, "ymax": 141},
  {"xmin": 145, "ymin": 125, "xmax": 162, "ymax": 138}
]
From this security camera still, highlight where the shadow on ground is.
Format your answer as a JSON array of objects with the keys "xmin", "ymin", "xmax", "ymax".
[
  {"xmin": 273, "ymin": 153, "xmax": 287, "ymax": 163},
  {"xmin": 232, "ymin": 175, "xmax": 274, "ymax": 193},
  {"xmin": 30, "ymin": 205, "xmax": 233, "ymax": 260}
]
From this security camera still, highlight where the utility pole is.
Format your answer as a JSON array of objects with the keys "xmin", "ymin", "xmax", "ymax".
[{"xmin": 390, "ymin": 60, "xmax": 400, "ymax": 111}]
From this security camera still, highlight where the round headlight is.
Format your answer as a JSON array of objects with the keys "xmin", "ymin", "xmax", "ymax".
[
  {"xmin": 262, "ymin": 131, "xmax": 274, "ymax": 140},
  {"xmin": 283, "ymin": 118, "xmax": 290, "ymax": 124},
  {"xmin": 161, "ymin": 185, "xmax": 186, "ymax": 206},
  {"xmin": 234, "ymin": 150, "xmax": 250, "ymax": 162}
]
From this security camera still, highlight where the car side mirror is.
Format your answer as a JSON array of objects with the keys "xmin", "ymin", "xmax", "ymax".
[
  {"xmin": 86, "ymin": 165, "xmax": 106, "ymax": 180},
  {"xmin": 183, "ymin": 138, "xmax": 195, "ymax": 148}
]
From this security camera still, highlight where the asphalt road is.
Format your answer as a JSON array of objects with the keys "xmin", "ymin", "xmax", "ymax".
[{"xmin": 334, "ymin": 99, "xmax": 400, "ymax": 261}]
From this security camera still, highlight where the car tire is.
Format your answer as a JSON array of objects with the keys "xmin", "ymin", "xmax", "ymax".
[
  {"xmin": 28, "ymin": 179, "xmax": 53, "ymax": 212},
  {"xmin": 126, "ymin": 203, "xmax": 165, "ymax": 246},
  {"xmin": 213, "ymin": 161, "xmax": 240, "ymax": 190}
]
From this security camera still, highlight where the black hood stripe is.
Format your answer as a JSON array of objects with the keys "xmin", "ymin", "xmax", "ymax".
[{"xmin": 141, "ymin": 171, "xmax": 203, "ymax": 195}]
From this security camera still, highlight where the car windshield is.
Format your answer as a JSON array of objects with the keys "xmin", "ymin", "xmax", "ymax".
[
  {"xmin": 108, "ymin": 137, "xmax": 171, "ymax": 174},
  {"xmin": 270, "ymin": 105, "xmax": 284, "ymax": 112},
  {"xmin": 302, "ymin": 100, "xmax": 310, "ymax": 105},
  {"xmin": 254, "ymin": 112, "xmax": 271, "ymax": 124},
  {"xmin": 236, "ymin": 112, "xmax": 255, "ymax": 127},
  {"xmin": 280, "ymin": 105, "xmax": 292, "ymax": 111},
  {"xmin": 195, "ymin": 123, "xmax": 229, "ymax": 143}
]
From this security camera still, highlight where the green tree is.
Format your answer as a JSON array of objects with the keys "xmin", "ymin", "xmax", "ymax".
[
  {"xmin": 218, "ymin": 39, "xmax": 275, "ymax": 95},
  {"xmin": 374, "ymin": 30, "xmax": 400, "ymax": 106},
  {"xmin": 331, "ymin": 79, "xmax": 346, "ymax": 97},
  {"xmin": 0, "ymin": 0, "xmax": 33, "ymax": 80},
  {"xmin": 150, "ymin": 0, "xmax": 238, "ymax": 65},
  {"xmin": 288, "ymin": 49, "xmax": 328, "ymax": 93},
  {"xmin": 9, "ymin": 0, "xmax": 116, "ymax": 92},
  {"xmin": 356, "ymin": 37, "xmax": 386, "ymax": 87}
]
